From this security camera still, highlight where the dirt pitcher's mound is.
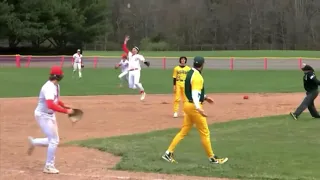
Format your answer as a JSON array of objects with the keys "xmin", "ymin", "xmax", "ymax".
[{"xmin": 0, "ymin": 93, "xmax": 306, "ymax": 180}]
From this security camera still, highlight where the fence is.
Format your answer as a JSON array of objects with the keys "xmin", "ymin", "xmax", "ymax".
[{"xmin": 0, "ymin": 55, "xmax": 318, "ymax": 70}]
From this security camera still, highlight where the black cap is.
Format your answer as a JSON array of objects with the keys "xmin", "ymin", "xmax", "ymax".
[
  {"xmin": 301, "ymin": 64, "xmax": 314, "ymax": 71},
  {"xmin": 193, "ymin": 56, "xmax": 205, "ymax": 67}
]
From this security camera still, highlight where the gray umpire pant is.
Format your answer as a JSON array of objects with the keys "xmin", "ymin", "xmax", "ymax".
[{"xmin": 294, "ymin": 90, "xmax": 320, "ymax": 118}]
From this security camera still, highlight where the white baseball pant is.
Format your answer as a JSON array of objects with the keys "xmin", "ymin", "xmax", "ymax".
[
  {"xmin": 73, "ymin": 62, "xmax": 82, "ymax": 77},
  {"xmin": 31, "ymin": 111, "xmax": 59, "ymax": 167},
  {"xmin": 118, "ymin": 71, "xmax": 136, "ymax": 88},
  {"xmin": 128, "ymin": 70, "xmax": 144, "ymax": 91}
]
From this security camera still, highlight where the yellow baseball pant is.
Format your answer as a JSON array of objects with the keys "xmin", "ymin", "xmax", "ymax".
[
  {"xmin": 167, "ymin": 102, "xmax": 214, "ymax": 158},
  {"xmin": 173, "ymin": 83, "xmax": 186, "ymax": 112}
]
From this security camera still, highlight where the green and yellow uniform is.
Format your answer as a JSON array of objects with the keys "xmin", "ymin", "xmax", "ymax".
[
  {"xmin": 172, "ymin": 65, "xmax": 191, "ymax": 113},
  {"xmin": 167, "ymin": 57, "xmax": 215, "ymax": 158}
]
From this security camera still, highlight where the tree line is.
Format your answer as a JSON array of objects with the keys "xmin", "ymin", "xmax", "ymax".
[{"xmin": 0, "ymin": 0, "xmax": 319, "ymax": 54}]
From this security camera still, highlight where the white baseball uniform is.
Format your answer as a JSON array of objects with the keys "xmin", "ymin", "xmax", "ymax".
[
  {"xmin": 72, "ymin": 53, "xmax": 83, "ymax": 78},
  {"xmin": 122, "ymin": 42, "xmax": 146, "ymax": 100},
  {"xmin": 120, "ymin": 59, "xmax": 129, "ymax": 73},
  {"xmin": 118, "ymin": 59, "xmax": 137, "ymax": 88},
  {"xmin": 32, "ymin": 80, "xmax": 60, "ymax": 167},
  {"xmin": 127, "ymin": 52, "xmax": 146, "ymax": 90}
]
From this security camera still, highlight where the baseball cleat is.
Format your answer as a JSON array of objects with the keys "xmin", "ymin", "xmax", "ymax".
[
  {"xmin": 290, "ymin": 112, "xmax": 298, "ymax": 120},
  {"xmin": 173, "ymin": 112, "xmax": 178, "ymax": 118},
  {"xmin": 140, "ymin": 91, "xmax": 146, "ymax": 101},
  {"xmin": 162, "ymin": 151, "xmax": 177, "ymax": 163},
  {"xmin": 312, "ymin": 115, "xmax": 320, "ymax": 118},
  {"xmin": 43, "ymin": 165, "xmax": 59, "ymax": 174},
  {"xmin": 209, "ymin": 155, "xmax": 228, "ymax": 164},
  {"xmin": 27, "ymin": 136, "xmax": 35, "ymax": 156}
]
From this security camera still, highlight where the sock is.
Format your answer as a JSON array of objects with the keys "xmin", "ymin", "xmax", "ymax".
[
  {"xmin": 79, "ymin": 71, "xmax": 82, "ymax": 77},
  {"xmin": 32, "ymin": 138, "xmax": 49, "ymax": 146}
]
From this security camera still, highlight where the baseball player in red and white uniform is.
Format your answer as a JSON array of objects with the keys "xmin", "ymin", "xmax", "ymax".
[
  {"xmin": 27, "ymin": 66, "xmax": 74, "ymax": 174},
  {"xmin": 115, "ymin": 53, "xmax": 130, "ymax": 87},
  {"xmin": 72, "ymin": 49, "xmax": 83, "ymax": 78},
  {"xmin": 122, "ymin": 35, "xmax": 150, "ymax": 100}
]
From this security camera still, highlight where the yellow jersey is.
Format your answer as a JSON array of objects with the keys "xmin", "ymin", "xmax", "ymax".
[
  {"xmin": 172, "ymin": 65, "xmax": 191, "ymax": 85},
  {"xmin": 185, "ymin": 68, "xmax": 205, "ymax": 103}
]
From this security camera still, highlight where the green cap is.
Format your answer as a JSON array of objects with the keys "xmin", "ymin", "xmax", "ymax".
[{"xmin": 193, "ymin": 56, "xmax": 205, "ymax": 66}]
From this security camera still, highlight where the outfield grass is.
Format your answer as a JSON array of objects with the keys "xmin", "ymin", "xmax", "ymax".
[
  {"xmin": 84, "ymin": 50, "xmax": 320, "ymax": 58},
  {"xmin": 71, "ymin": 113, "xmax": 320, "ymax": 180},
  {"xmin": 0, "ymin": 68, "xmax": 304, "ymax": 97}
]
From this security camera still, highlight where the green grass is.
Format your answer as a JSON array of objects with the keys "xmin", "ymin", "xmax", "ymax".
[
  {"xmin": 71, "ymin": 114, "xmax": 320, "ymax": 180},
  {"xmin": 84, "ymin": 50, "xmax": 320, "ymax": 58},
  {"xmin": 0, "ymin": 68, "xmax": 304, "ymax": 97}
]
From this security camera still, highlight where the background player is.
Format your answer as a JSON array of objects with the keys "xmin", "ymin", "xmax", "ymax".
[
  {"xmin": 122, "ymin": 35, "xmax": 150, "ymax": 100},
  {"xmin": 72, "ymin": 49, "xmax": 83, "ymax": 78},
  {"xmin": 27, "ymin": 66, "xmax": 74, "ymax": 174},
  {"xmin": 172, "ymin": 56, "xmax": 191, "ymax": 118},
  {"xmin": 162, "ymin": 56, "xmax": 228, "ymax": 164},
  {"xmin": 115, "ymin": 53, "xmax": 129, "ymax": 87}
]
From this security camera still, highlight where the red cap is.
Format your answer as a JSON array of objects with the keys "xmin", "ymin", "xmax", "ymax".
[
  {"xmin": 50, "ymin": 66, "xmax": 63, "ymax": 75},
  {"xmin": 121, "ymin": 53, "xmax": 127, "ymax": 59}
]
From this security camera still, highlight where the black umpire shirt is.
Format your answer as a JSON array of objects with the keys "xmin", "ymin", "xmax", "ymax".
[{"xmin": 303, "ymin": 71, "xmax": 320, "ymax": 92}]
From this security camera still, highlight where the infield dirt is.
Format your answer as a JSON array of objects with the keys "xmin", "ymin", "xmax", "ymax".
[{"xmin": 0, "ymin": 93, "xmax": 307, "ymax": 180}]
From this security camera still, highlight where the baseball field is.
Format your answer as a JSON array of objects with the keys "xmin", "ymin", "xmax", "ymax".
[{"xmin": 0, "ymin": 50, "xmax": 319, "ymax": 180}]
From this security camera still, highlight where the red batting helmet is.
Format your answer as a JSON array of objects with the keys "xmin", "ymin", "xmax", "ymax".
[{"xmin": 121, "ymin": 53, "xmax": 127, "ymax": 59}]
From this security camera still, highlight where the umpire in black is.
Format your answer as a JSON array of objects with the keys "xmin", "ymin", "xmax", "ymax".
[{"xmin": 290, "ymin": 64, "xmax": 320, "ymax": 120}]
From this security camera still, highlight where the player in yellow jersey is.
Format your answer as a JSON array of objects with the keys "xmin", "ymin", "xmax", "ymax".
[
  {"xmin": 172, "ymin": 56, "xmax": 191, "ymax": 118},
  {"xmin": 162, "ymin": 56, "xmax": 229, "ymax": 164}
]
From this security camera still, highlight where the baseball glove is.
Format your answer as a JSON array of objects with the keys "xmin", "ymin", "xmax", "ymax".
[
  {"xmin": 81, "ymin": 64, "xmax": 84, "ymax": 68},
  {"xmin": 68, "ymin": 109, "xmax": 84, "ymax": 123},
  {"xmin": 144, "ymin": 61, "xmax": 150, "ymax": 67}
]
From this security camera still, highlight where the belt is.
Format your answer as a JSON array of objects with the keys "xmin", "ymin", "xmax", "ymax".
[
  {"xmin": 129, "ymin": 68, "xmax": 139, "ymax": 71},
  {"xmin": 176, "ymin": 80, "xmax": 184, "ymax": 82},
  {"xmin": 188, "ymin": 100, "xmax": 203, "ymax": 104}
]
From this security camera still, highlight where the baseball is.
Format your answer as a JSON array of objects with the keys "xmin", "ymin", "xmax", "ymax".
[{"xmin": 127, "ymin": 3, "xmax": 130, "ymax": 8}]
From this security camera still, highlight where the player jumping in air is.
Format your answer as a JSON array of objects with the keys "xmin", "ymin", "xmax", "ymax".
[{"xmin": 122, "ymin": 35, "xmax": 150, "ymax": 100}]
